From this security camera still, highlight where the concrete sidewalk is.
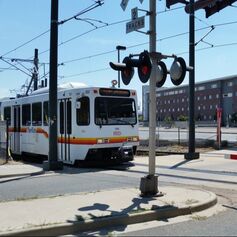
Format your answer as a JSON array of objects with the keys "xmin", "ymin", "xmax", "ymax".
[
  {"xmin": 0, "ymin": 163, "xmax": 44, "ymax": 178},
  {"xmin": 1, "ymin": 151, "xmax": 228, "ymax": 236},
  {"xmin": 0, "ymin": 186, "xmax": 217, "ymax": 236}
]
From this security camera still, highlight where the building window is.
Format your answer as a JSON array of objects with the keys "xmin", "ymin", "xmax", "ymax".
[
  {"xmin": 211, "ymin": 84, "xmax": 217, "ymax": 89},
  {"xmin": 209, "ymin": 95, "xmax": 212, "ymax": 99},
  {"xmin": 198, "ymin": 86, "xmax": 205, "ymax": 91},
  {"xmin": 223, "ymin": 93, "xmax": 233, "ymax": 98},
  {"xmin": 216, "ymin": 94, "xmax": 219, "ymax": 99},
  {"xmin": 227, "ymin": 82, "xmax": 233, "ymax": 87}
]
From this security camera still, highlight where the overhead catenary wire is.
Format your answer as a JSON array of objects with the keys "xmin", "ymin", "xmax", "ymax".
[
  {"xmin": 61, "ymin": 41, "xmax": 237, "ymax": 79},
  {"xmin": 0, "ymin": 57, "xmax": 32, "ymax": 77},
  {"xmin": 0, "ymin": 4, "xmax": 185, "ymax": 71},
  {"xmin": 58, "ymin": 19, "xmax": 237, "ymax": 66}
]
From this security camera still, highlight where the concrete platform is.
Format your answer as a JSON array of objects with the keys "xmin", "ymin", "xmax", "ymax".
[{"xmin": 0, "ymin": 186, "xmax": 217, "ymax": 236}]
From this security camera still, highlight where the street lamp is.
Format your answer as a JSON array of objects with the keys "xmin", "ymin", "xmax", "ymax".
[{"xmin": 116, "ymin": 45, "xmax": 126, "ymax": 88}]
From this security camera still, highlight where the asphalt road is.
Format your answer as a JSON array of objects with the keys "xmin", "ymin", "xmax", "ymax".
[
  {"xmin": 0, "ymin": 165, "xmax": 139, "ymax": 202},
  {"xmin": 119, "ymin": 209, "xmax": 237, "ymax": 236}
]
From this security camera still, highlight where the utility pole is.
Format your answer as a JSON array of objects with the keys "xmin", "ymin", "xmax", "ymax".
[
  {"xmin": 33, "ymin": 48, "xmax": 38, "ymax": 91},
  {"xmin": 43, "ymin": 0, "xmax": 63, "ymax": 171},
  {"xmin": 140, "ymin": 0, "xmax": 159, "ymax": 196},
  {"xmin": 185, "ymin": 0, "xmax": 199, "ymax": 160}
]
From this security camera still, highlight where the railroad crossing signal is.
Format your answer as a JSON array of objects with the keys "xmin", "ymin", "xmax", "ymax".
[
  {"xmin": 110, "ymin": 51, "xmax": 152, "ymax": 85},
  {"xmin": 110, "ymin": 51, "xmax": 191, "ymax": 87}
]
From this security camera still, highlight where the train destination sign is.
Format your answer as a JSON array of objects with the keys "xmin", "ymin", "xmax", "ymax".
[{"xmin": 126, "ymin": 16, "xmax": 145, "ymax": 33}]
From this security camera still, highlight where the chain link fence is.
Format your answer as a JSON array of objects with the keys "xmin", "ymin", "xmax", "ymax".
[{"xmin": 138, "ymin": 125, "xmax": 237, "ymax": 154}]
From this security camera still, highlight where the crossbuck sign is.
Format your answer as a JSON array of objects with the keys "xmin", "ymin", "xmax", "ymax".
[{"xmin": 120, "ymin": 0, "xmax": 144, "ymax": 11}]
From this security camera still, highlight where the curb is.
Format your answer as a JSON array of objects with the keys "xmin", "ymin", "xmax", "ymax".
[
  {"xmin": 0, "ymin": 191, "xmax": 217, "ymax": 236},
  {"xmin": 224, "ymin": 154, "xmax": 237, "ymax": 160},
  {"xmin": 0, "ymin": 170, "xmax": 44, "ymax": 179}
]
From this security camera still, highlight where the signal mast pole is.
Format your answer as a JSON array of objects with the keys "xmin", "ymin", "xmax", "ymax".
[
  {"xmin": 140, "ymin": 0, "xmax": 158, "ymax": 196},
  {"xmin": 43, "ymin": 0, "xmax": 63, "ymax": 171}
]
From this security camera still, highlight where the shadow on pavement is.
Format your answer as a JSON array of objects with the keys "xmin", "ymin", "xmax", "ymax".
[{"xmin": 68, "ymin": 196, "xmax": 166, "ymax": 235}]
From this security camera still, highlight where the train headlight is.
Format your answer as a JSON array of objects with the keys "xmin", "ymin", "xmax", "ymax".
[
  {"xmin": 132, "ymin": 137, "xmax": 139, "ymax": 142},
  {"xmin": 97, "ymin": 139, "xmax": 103, "ymax": 144}
]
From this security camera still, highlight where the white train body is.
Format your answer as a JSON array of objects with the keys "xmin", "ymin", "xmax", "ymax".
[{"xmin": 0, "ymin": 83, "xmax": 139, "ymax": 164}]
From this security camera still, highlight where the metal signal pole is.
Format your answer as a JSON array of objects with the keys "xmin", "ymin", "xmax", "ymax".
[
  {"xmin": 185, "ymin": 0, "xmax": 199, "ymax": 160},
  {"xmin": 140, "ymin": 0, "xmax": 158, "ymax": 196},
  {"xmin": 43, "ymin": 0, "xmax": 63, "ymax": 171}
]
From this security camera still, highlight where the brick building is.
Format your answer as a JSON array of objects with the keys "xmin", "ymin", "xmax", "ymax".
[{"xmin": 142, "ymin": 75, "xmax": 237, "ymax": 125}]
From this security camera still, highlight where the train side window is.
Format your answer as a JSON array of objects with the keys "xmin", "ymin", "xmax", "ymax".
[
  {"xmin": 76, "ymin": 97, "xmax": 90, "ymax": 126},
  {"xmin": 32, "ymin": 102, "xmax": 42, "ymax": 126},
  {"xmin": 43, "ymin": 101, "xmax": 49, "ymax": 126},
  {"xmin": 4, "ymin": 107, "xmax": 11, "ymax": 124},
  {"xmin": 22, "ymin": 104, "xmax": 31, "ymax": 126}
]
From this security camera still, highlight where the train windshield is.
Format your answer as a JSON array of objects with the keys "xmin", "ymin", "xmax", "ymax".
[{"xmin": 95, "ymin": 97, "xmax": 137, "ymax": 126}]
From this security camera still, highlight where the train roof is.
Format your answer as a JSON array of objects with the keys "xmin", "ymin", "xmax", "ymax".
[{"xmin": 31, "ymin": 82, "xmax": 88, "ymax": 95}]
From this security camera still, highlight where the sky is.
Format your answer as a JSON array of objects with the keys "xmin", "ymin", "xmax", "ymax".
[{"xmin": 0, "ymin": 0, "xmax": 237, "ymax": 110}]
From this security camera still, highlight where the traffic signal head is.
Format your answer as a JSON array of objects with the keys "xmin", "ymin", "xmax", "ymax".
[
  {"xmin": 137, "ymin": 51, "xmax": 152, "ymax": 83},
  {"xmin": 156, "ymin": 61, "xmax": 167, "ymax": 88},
  {"xmin": 109, "ymin": 51, "xmax": 152, "ymax": 85},
  {"xmin": 121, "ymin": 57, "xmax": 135, "ymax": 85},
  {"xmin": 109, "ymin": 57, "xmax": 134, "ymax": 85},
  {"xmin": 170, "ymin": 57, "xmax": 187, "ymax": 86},
  {"xmin": 184, "ymin": 0, "xmax": 236, "ymax": 18}
]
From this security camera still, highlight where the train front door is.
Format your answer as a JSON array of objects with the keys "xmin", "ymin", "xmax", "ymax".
[
  {"xmin": 59, "ymin": 99, "xmax": 72, "ymax": 162},
  {"xmin": 12, "ymin": 105, "xmax": 21, "ymax": 154}
]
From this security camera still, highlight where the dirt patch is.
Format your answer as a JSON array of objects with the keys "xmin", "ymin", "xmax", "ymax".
[{"xmin": 137, "ymin": 144, "xmax": 215, "ymax": 156}]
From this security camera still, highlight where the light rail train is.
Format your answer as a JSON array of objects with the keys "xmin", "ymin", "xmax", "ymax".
[{"xmin": 0, "ymin": 82, "xmax": 139, "ymax": 164}]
